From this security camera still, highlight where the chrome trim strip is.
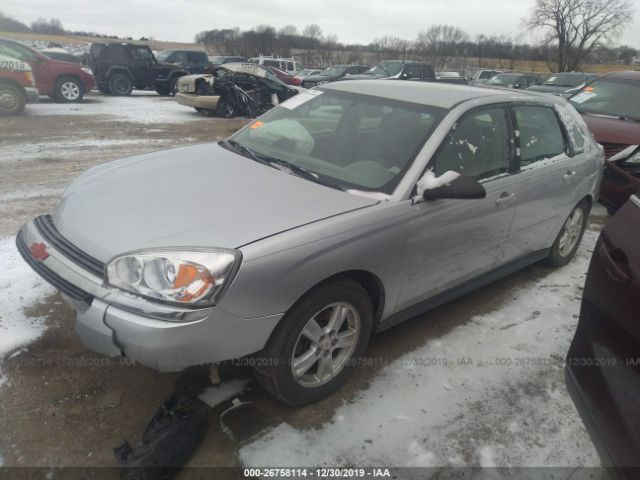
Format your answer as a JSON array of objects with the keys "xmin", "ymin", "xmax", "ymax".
[{"xmin": 631, "ymin": 195, "xmax": 640, "ymax": 209}]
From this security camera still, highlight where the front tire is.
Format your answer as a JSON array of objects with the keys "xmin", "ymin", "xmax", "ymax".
[
  {"xmin": 54, "ymin": 76, "xmax": 84, "ymax": 102},
  {"xmin": 108, "ymin": 73, "xmax": 133, "ymax": 96},
  {"xmin": 544, "ymin": 199, "xmax": 589, "ymax": 267},
  {"xmin": 0, "ymin": 83, "xmax": 26, "ymax": 115},
  {"xmin": 252, "ymin": 279, "xmax": 373, "ymax": 406},
  {"xmin": 215, "ymin": 98, "xmax": 236, "ymax": 118}
]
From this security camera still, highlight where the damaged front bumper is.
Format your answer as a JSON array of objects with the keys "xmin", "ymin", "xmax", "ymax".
[
  {"xmin": 175, "ymin": 92, "xmax": 220, "ymax": 110},
  {"xmin": 17, "ymin": 219, "xmax": 282, "ymax": 372}
]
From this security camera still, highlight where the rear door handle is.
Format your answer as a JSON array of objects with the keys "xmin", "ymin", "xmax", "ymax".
[
  {"xmin": 563, "ymin": 170, "xmax": 576, "ymax": 183},
  {"xmin": 495, "ymin": 192, "xmax": 516, "ymax": 206},
  {"xmin": 599, "ymin": 242, "xmax": 631, "ymax": 283}
]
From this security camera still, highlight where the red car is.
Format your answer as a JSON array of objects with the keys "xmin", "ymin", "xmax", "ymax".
[
  {"xmin": 0, "ymin": 39, "xmax": 95, "ymax": 102},
  {"xmin": 568, "ymin": 71, "xmax": 640, "ymax": 213},
  {"xmin": 0, "ymin": 49, "xmax": 39, "ymax": 115},
  {"xmin": 263, "ymin": 66, "xmax": 301, "ymax": 86},
  {"xmin": 566, "ymin": 190, "xmax": 640, "ymax": 477}
]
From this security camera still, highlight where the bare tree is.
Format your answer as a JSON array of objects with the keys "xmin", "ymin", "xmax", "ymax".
[
  {"xmin": 30, "ymin": 17, "xmax": 64, "ymax": 35},
  {"xmin": 525, "ymin": 0, "xmax": 634, "ymax": 71},
  {"xmin": 370, "ymin": 36, "xmax": 412, "ymax": 61},
  {"xmin": 415, "ymin": 25, "xmax": 468, "ymax": 69}
]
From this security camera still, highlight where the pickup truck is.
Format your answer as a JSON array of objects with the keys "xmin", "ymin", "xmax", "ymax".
[{"xmin": 0, "ymin": 51, "xmax": 39, "ymax": 115}]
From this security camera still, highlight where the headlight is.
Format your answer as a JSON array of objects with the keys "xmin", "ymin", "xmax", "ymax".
[
  {"xmin": 106, "ymin": 249, "xmax": 240, "ymax": 306},
  {"xmin": 81, "ymin": 66, "xmax": 94, "ymax": 76}
]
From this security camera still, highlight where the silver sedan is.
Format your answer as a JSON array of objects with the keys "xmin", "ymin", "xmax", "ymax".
[{"xmin": 18, "ymin": 80, "xmax": 603, "ymax": 405}]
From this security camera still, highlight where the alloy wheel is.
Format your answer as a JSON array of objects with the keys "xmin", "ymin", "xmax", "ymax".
[
  {"xmin": 558, "ymin": 208, "xmax": 584, "ymax": 257},
  {"xmin": 291, "ymin": 302, "xmax": 361, "ymax": 388},
  {"xmin": 60, "ymin": 81, "xmax": 80, "ymax": 101}
]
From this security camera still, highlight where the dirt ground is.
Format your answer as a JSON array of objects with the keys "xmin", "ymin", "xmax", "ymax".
[{"xmin": 0, "ymin": 92, "xmax": 607, "ymax": 478}]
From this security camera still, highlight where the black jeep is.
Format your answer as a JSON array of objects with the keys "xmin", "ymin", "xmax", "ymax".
[{"xmin": 89, "ymin": 43, "xmax": 189, "ymax": 96}]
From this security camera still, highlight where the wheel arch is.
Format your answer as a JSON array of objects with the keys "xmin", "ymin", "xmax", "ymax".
[{"xmin": 0, "ymin": 78, "xmax": 26, "ymax": 97}]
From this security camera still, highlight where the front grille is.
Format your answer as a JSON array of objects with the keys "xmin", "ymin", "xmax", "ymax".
[
  {"xmin": 34, "ymin": 215, "xmax": 105, "ymax": 278},
  {"xmin": 601, "ymin": 143, "xmax": 629, "ymax": 159},
  {"xmin": 16, "ymin": 230, "xmax": 94, "ymax": 305}
]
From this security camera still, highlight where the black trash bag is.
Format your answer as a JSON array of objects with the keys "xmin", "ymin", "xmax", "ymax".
[{"xmin": 114, "ymin": 394, "xmax": 210, "ymax": 480}]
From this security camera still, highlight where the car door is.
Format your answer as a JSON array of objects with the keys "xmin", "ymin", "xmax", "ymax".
[
  {"xmin": 129, "ymin": 46, "xmax": 155, "ymax": 86},
  {"xmin": 401, "ymin": 63, "xmax": 421, "ymax": 81},
  {"xmin": 567, "ymin": 193, "xmax": 640, "ymax": 469},
  {"xmin": 397, "ymin": 106, "xmax": 518, "ymax": 311},
  {"xmin": 501, "ymin": 104, "xmax": 579, "ymax": 261}
]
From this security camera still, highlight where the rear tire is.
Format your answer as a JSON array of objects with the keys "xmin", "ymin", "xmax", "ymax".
[
  {"xmin": 155, "ymin": 85, "xmax": 170, "ymax": 96},
  {"xmin": 169, "ymin": 76, "xmax": 179, "ymax": 96},
  {"xmin": 195, "ymin": 107, "xmax": 214, "ymax": 117},
  {"xmin": 251, "ymin": 279, "xmax": 373, "ymax": 406},
  {"xmin": 544, "ymin": 199, "xmax": 589, "ymax": 267},
  {"xmin": 108, "ymin": 73, "xmax": 133, "ymax": 96},
  {"xmin": 54, "ymin": 76, "xmax": 84, "ymax": 102},
  {"xmin": 0, "ymin": 83, "xmax": 26, "ymax": 115},
  {"xmin": 97, "ymin": 84, "xmax": 111, "ymax": 95}
]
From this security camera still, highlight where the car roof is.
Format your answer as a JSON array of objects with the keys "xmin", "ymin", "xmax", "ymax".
[
  {"xmin": 321, "ymin": 79, "xmax": 559, "ymax": 109},
  {"xmin": 601, "ymin": 70, "xmax": 640, "ymax": 81}
]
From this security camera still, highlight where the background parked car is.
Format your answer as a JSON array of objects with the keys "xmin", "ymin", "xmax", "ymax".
[
  {"xmin": 40, "ymin": 48, "xmax": 81, "ymax": 64},
  {"xmin": 263, "ymin": 65, "xmax": 301, "ymax": 86},
  {"xmin": 89, "ymin": 42, "xmax": 188, "ymax": 96},
  {"xmin": 156, "ymin": 49, "xmax": 210, "ymax": 74},
  {"xmin": 301, "ymin": 65, "xmax": 370, "ymax": 88},
  {"xmin": 0, "ymin": 39, "xmax": 94, "ymax": 102},
  {"xmin": 248, "ymin": 55, "xmax": 303, "ymax": 75},
  {"xmin": 527, "ymin": 72, "xmax": 599, "ymax": 96},
  {"xmin": 0, "ymin": 47, "xmax": 39, "ymax": 115},
  {"xmin": 566, "ymin": 190, "xmax": 640, "ymax": 477},
  {"xmin": 208, "ymin": 55, "xmax": 247, "ymax": 65},
  {"xmin": 341, "ymin": 60, "xmax": 435, "ymax": 82},
  {"xmin": 486, "ymin": 72, "xmax": 544, "ymax": 89},
  {"xmin": 175, "ymin": 63, "xmax": 298, "ymax": 117},
  {"xmin": 435, "ymin": 71, "xmax": 469, "ymax": 84},
  {"xmin": 294, "ymin": 68, "xmax": 323, "ymax": 80},
  {"xmin": 568, "ymin": 71, "xmax": 640, "ymax": 212},
  {"xmin": 469, "ymin": 69, "xmax": 503, "ymax": 84}
]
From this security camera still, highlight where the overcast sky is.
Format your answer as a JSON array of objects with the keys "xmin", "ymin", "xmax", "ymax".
[{"xmin": 4, "ymin": 0, "xmax": 640, "ymax": 48}]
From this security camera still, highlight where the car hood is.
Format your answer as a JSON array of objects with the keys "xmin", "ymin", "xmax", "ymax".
[
  {"xmin": 527, "ymin": 85, "xmax": 569, "ymax": 94},
  {"xmin": 579, "ymin": 113, "xmax": 640, "ymax": 145},
  {"xmin": 340, "ymin": 73, "xmax": 385, "ymax": 80},
  {"xmin": 52, "ymin": 143, "xmax": 378, "ymax": 262}
]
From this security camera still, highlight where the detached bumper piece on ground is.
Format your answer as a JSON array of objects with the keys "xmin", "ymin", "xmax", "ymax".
[{"xmin": 114, "ymin": 394, "xmax": 210, "ymax": 480}]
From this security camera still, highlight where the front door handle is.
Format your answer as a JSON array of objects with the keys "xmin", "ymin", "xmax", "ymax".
[
  {"xmin": 563, "ymin": 170, "xmax": 576, "ymax": 183},
  {"xmin": 495, "ymin": 192, "xmax": 516, "ymax": 206},
  {"xmin": 599, "ymin": 242, "xmax": 631, "ymax": 283}
]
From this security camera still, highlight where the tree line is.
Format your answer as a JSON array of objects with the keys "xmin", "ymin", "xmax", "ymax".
[{"xmin": 2, "ymin": 0, "xmax": 636, "ymax": 71}]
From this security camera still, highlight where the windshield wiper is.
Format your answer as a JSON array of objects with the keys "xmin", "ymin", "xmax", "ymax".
[{"xmin": 221, "ymin": 140, "xmax": 344, "ymax": 191}]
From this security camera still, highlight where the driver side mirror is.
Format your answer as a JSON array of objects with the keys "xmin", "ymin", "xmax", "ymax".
[{"xmin": 422, "ymin": 172, "xmax": 487, "ymax": 201}]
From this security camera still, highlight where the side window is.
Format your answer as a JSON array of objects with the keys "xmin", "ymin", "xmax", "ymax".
[
  {"xmin": 131, "ymin": 47, "xmax": 153, "ymax": 60},
  {"xmin": 513, "ymin": 106, "xmax": 566, "ymax": 167},
  {"xmin": 420, "ymin": 64, "xmax": 434, "ymax": 79},
  {"xmin": 403, "ymin": 64, "xmax": 421, "ymax": 79},
  {"xmin": 346, "ymin": 67, "xmax": 359, "ymax": 75},
  {"xmin": 170, "ymin": 51, "xmax": 188, "ymax": 64},
  {"xmin": 186, "ymin": 52, "xmax": 206, "ymax": 65},
  {"xmin": 433, "ymin": 108, "xmax": 510, "ymax": 181}
]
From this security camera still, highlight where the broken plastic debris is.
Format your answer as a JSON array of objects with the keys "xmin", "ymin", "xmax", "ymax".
[
  {"xmin": 198, "ymin": 379, "xmax": 249, "ymax": 409},
  {"xmin": 114, "ymin": 394, "xmax": 209, "ymax": 479}
]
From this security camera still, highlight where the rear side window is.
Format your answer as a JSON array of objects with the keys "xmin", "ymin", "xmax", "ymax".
[
  {"xmin": 106, "ymin": 45, "xmax": 129, "ymax": 62},
  {"xmin": 186, "ymin": 52, "xmax": 207, "ymax": 64},
  {"xmin": 434, "ymin": 107, "xmax": 510, "ymax": 181},
  {"xmin": 513, "ymin": 106, "xmax": 566, "ymax": 167}
]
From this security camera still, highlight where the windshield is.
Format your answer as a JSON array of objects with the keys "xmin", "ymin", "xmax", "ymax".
[
  {"xmin": 569, "ymin": 77, "xmax": 640, "ymax": 121},
  {"xmin": 544, "ymin": 73, "xmax": 585, "ymax": 87},
  {"xmin": 227, "ymin": 90, "xmax": 445, "ymax": 193},
  {"xmin": 320, "ymin": 66, "xmax": 349, "ymax": 77},
  {"xmin": 487, "ymin": 74, "xmax": 520, "ymax": 85},
  {"xmin": 364, "ymin": 63, "xmax": 404, "ymax": 77},
  {"xmin": 155, "ymin": 50, "xmax": 171, "ymax": 62}
]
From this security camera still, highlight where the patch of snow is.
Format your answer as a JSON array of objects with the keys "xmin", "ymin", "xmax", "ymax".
[
  {"xmin": 240, "ymin": 229, "xmax": 601, "ymax": 468},
  {"xmin": 26, "ymin": 92, "xmax": 204, "ymax": 124},
  {"xmin": 0, "ymin": 138, "xmax": 171, "ymax": 163},
  {"xmin": 0, "ymin": 188, "xmax": 63, "ymax": 202},
  {"xmin": 0, "ymin": 237, "xmax": 54, "ymax": 387},
  {"xmin": 415, "ymin": 169, "xmax": 460, "ymax": 198},
  {"xmin": 521, "ymin": 154, "xmax": 565, "ymax": 171},
  {"xmin": 346, "ymin": 190, "xmax": 390, "ymax": 201}
]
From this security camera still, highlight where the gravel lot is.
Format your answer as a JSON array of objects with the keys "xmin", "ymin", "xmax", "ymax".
[{"xmin": 0, "ymin": 91, "xmax": 608, "ymax": 477}]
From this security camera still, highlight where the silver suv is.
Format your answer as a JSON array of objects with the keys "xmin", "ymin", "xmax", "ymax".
[{"xmin": 18, "ymin": 81, "xmax": 603, "ymax": 405}]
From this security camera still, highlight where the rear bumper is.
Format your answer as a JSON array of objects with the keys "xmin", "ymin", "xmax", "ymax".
[
  {"xmin": 175, "ymin": 92, "xmax": 219, "ymax": 110},
  {"xmin": 17, "ymin": 219, "xmax": 282, "ymax": 371},
  {"xmin": 24, "ymin": 86, "xmax": 39, "ymax": 103}
]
